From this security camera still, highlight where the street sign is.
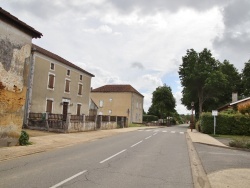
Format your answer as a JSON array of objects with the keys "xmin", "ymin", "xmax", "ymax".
[
  {"xmin": 212, "ymin": 110, "xmax": 218, "ymax": 135},
  {"xmin": 212, "ymin": 110, "xmax": 218, "ymax": 116}
]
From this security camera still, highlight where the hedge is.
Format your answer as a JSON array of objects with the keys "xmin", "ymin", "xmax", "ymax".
[
  {"xmin": 200, "ymin": 112, "xmax": 250, "ymax": 136},
  {"xmin": 143, "ymin": 115, "xmax": 158, "ymax": 122}
]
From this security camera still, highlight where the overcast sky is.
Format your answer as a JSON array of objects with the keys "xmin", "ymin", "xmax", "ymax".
[{"xmin": 1, "ymin": 0, "xmax": 250, "ymax": 114}]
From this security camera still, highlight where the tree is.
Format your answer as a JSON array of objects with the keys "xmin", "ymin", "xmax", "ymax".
[
  {"xmin": 179, "ymin": 48, "xmax": 227, "ymax": 116},
  {"xmin": 242, "ymin": 60, "xmax": 250, "ymax": 97},
  {"xmin": 148, "ymin": 84, "xmax": 176, "ymax": 119}
]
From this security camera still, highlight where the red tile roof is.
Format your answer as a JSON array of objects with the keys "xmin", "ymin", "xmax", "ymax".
[
  {"xmin": 32, "ymin": 44, "xmax": 95, "ymax": 77},
  {"xmin": 0, "ymin": 7, "xmax": 42, "ymax": 38},
  {"xmin": 92, "ymin": 85, "xmax": 144, "ymax": 97}
]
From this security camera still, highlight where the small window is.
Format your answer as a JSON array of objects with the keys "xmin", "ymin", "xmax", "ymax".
[
  {"xmin": 46, "ymin": 99, "xmax": 53, "ymax": 113},
  {"xmin": 80, "ymin": 75, "xmax": 83, "ymax": 81},
  {"xmin": 48, "ymin": 74, "xmax": 55, "ymax": 89},
  {"xmin": 65, "ymin": 79, "xmax": 70, "ymax": 92},
  {"xmin": 67, "ymin": 69, "xmax": 70, "ymax": 76},
  {"xmin": 77, "ymin": 104, "xmax": 81, "ymax": 116},
  {"xmin": 99, "ymin": 100, "xmax": 103, "ymax": 107},
  {"xmin": 78, "ymin": 84, "xmax": 83, "ymax": 95},
  {"xmin": 50, "ymin": 63, "xmax": 54, "ymax": 70}
]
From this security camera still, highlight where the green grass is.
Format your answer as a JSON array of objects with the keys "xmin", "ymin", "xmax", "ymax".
[
  {"xmin": 210, "ymin": 134, "xmax": 250, "ymax": 149},
  {"xmin": 128, "ymin": 123, "xmax": 146, "ymax": 127}
]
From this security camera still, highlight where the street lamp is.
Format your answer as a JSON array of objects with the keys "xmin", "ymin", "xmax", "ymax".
[{"xmin": 190, "ymin": 102, "xmax": 194, "ymax": 132}]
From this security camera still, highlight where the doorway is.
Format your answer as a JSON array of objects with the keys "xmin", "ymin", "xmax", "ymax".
[{"xmin": 62, "ymin": 102, "xmax": 68, "ymax": 121}]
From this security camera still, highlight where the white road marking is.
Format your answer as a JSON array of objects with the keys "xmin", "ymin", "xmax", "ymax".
[
  {"xmin": 100, "ymin": 149, "xmax": 126, "ymax": 163},
  {"xmin": 180, "ymin": 132, "xmax": 184, "ymax": 134},
  {"xmin": 162, "ymin": 131, "xmax": 168, "ymax": 133},
  {"xmin": 146, "ymin": 130, "xmax": 151, "ymax": 132},
  {"xmin": 171, "ymin": 131, "xmax": 176, "ymax": 133},
  {"xmin": 153, "ymin": 133, "xmax": 157, "ymax": 135},
  {"xmin": 131, "ymin": 140, "xmax": 143, "ymax": 148},
  {"xmin": 50, "ymin": 170, "xmax": 87, "ymax": 188},
  {"xmin": 145, "ymin": 136, "xmax": 152, "ymax": 139}
]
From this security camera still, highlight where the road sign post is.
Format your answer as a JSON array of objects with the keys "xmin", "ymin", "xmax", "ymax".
[{"xmin": 212, "ymin": 110, "xmax": 218, "ymax": 135}]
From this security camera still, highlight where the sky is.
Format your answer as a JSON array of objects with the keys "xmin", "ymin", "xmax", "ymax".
[{"xmin": 1, "ymin": 0, "xmax": 250, "ymax": 114}]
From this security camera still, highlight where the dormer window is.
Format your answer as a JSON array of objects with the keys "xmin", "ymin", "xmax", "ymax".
[{"xmin": 67, "ymin": 69, "xmax": 70, "ymax": 76}]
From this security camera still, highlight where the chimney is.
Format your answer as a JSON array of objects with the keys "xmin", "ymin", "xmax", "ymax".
[{"xmin": 232, "ymin": 92, "xmax": 238, "ymax": 103}]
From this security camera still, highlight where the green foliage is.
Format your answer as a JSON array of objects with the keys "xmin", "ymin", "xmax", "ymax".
[
  {"xmin": 242, "ymin": 60, "xmax": 250, "ymax": 96},
  {"xmin": 200, "ymin": 113, "xmax": 250, "ymax": 136},
  {"xmin": 148, "ymin": 84, "xmax": 176, "ymax": 118},
  {"xmin": 229, "ymin": 137, "xmax": 250, "ymax": 149},
  {"xmin": 143, "ymin": 115, "xmax": 158, "ymax": 122},
  {"xmin": 19, "ymin": 130, "xmax": 31, "ymax": 146}
]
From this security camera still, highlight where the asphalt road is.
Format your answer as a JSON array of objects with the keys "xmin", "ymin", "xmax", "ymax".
[{"xmin": 0, "ymin": 125, "xmax": 193, "ymax": 188}]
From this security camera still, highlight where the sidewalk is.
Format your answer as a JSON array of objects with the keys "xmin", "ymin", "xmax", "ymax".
[
  {"xmin": 0, "ymin": 127, "xmax": 153, "ymax": 162},
  {"xmin": 187, "ymin": 129, "xmax": 250, "ymax": 188}
]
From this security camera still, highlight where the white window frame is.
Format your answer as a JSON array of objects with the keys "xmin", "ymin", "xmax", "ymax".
[
  {"xmin": 77, "ymin": 82, "xmax": 83, "ymax": 96},
  {"xmin": 45, "ymin": 98, "xmax": 54, "ymax": 113},
  {"xmin": 76, "ymin": 103, "xmax": 82, "ymax": 115},
  {"xmin": 64, "ymin": 78, "xmax": 71, "ymax": 93},
  {"xmin": 47, "ymin": 72, "xmax": 55, "ymax": 90},
  {"xmin": 66, "ymin": 69, "xmax": 71, "ymax": 77},
  {"xmin": 50, "ymin": 62, "xmax": 55, "ymax": 71}
]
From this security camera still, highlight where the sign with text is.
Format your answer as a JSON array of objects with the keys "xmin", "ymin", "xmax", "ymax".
[{"xmin": 212, "ymin": 110, "xmax": 218, "ymax": 116}]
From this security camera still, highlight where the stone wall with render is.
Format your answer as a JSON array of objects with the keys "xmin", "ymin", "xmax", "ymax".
[{"xmin": 0, "ymin": 20, "xmax": 33, "ymax": 147}]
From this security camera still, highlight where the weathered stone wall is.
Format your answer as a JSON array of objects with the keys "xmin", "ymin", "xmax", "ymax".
[{"xmin": 0, "ymin": 20, "xmax": 32, "ymax": 147}]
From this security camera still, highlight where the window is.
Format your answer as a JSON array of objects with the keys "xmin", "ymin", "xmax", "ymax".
[
  {"xmin": 77, "ymin": 104, "xmax": 81, "ymax": 116},
  {"xmin": 80, "ymin": 75, "xmax": 83, "ymax": 81},
  {"xmin": 50, "ymin": 63, "xmax": 54, "ymax": 70},
  {"xmin": 99, "ymin": 100, "xmax": 103, "ymax": 107},
  {"xmin": 109, "ymin": 98, "xmax": 112, "ymax": 102},
  {"xmin": 48, "ymin": 73, "xmax": 55, "ymax": 89},
  {"xmin": 78, "ymin": 83, "xmax": 83, "ymax": 95},
  {"xmin": 65, "ymin": 79, "xmax": 70, "ymax": 92},
  {"xmin": 67, "ymin": 69, "xmax": 70, "ymax": 76},
  {"xmin": 108, "ymin": 110, "xmax": 112, "ymax": 114},
  {"xmin": 46, "ymin": 99, "xmax": 53, "ymax": 113}
]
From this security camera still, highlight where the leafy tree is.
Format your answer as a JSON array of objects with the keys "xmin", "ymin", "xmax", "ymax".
[
  {"xmin": 148, "ymin": 84, "xmax": 176, "ymax": 119},
  {"xmin": 179, "ymin": 48, "xmax": 227, "ymax": 116},
  {"xmin": 242, "ymin": 60, "xmax": 250, "ymax": 96}
]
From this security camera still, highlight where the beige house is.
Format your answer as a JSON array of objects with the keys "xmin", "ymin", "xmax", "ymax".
[
  {"xmin": 0, "ymin": 8, "xmax": 42, "ymax": 146},
  {"xmin": 91, "ymin": 85, "xmax": 144, "ymax": 124},
  {"xmin": 24, "ymin": 44, "xmax": 94, "ymax": 124}
]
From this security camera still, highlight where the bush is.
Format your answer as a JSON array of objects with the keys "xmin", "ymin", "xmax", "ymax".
[
  {"xmin": 229, "ymin": 137, "xmax": 250, "ymax": 149},
  {"xmin": 19, "ymin": 130, "xmax": 31, "ymax": 146},
  {"xmin": 200, "ymin": 112, "xmax": 250, "ymax": 136},
  {"xmin": 143, "ymin": 115, "xmax": 158, "ymax": 122}
]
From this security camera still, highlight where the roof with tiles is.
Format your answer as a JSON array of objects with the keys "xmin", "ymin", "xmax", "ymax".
[
  {"xmin": 32, "ymin": 44, "xmax": 95, "ymax": 77},
  {"xmin": 91, "ymin": 84, "xmax": 144, "ymax": 97},
  {"xmin": 0, "ymin": 7, "xmax": 42, "ymax": 38}
]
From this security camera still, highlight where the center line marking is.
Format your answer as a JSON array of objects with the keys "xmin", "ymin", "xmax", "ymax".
[
  {"xmin": 50, "ymin": 170, "xmax": 87, "ymax": 188},
  {"xmin": 100, "ymin": 149, "xmax": 126, "ymax": 164},
  {"xmin": 131, "ymin": 140, "xmax": 143, "ymax": 148},
  {"xmin": 145, "ymin": 136, "xmax": 152, "ymax": 139}
]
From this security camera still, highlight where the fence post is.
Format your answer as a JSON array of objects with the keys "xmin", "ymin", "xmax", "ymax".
[
  {"xmin": 82, "ymin": 114, "xmax": 85, "ymax": 131},
  {"xmin": 45, "ymin": 112, "xmax": 49, "ymax": 131},
  {"xmin": 66, "ymin": 113, "xmax": 71, "ymax": 132}
]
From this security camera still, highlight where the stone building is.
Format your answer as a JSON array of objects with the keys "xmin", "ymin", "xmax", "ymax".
[
  {"xmin": 24, "ymin": 44, "xmax": 94, "ymax": 123},
  {"xmin": 0, "ymin": 8, "xmax": 42, "ymax": 146},
  {"xmin": 91, "ymin": 85, "xmax": 144, "ymax": 124}
]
